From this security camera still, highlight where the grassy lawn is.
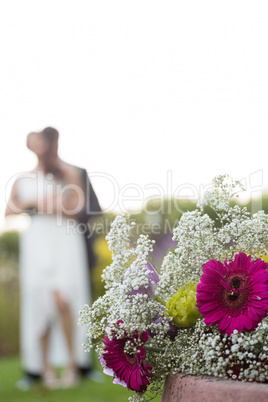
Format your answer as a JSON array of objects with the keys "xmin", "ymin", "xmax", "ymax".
[{"xmin": 0, "ymin": 356, "xmax": 161, "ymax": 402}]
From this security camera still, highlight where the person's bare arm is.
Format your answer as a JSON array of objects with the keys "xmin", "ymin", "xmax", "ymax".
[{"xmin": 5, "ymin": 180, "xmax": 38, "ymax": 217}]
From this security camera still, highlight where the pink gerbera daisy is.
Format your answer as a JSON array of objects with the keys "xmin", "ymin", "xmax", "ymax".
[
  {"xmin": 196, "ymin": 252, "xmax": 268, "ymax": 335},
  {"xmin": 101, "ymin": 325, "xmax": 153, "ymax": 392}
]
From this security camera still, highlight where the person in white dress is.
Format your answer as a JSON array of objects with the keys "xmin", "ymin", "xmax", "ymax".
[{"xmin": 5, "ymin": 127, "xmax": 101, "ymax": 389}]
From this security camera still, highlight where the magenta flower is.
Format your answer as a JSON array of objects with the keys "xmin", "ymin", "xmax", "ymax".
[
  {"xmin": 101, "ymin": 325, "xmax": 153, "ymax": 392},
  {"xmin": 196, "ymin": 252, "xmax": 268, "ymax": 336},
  {"xmin": 98, "ymin": 355, "xmax": 128, "ymax": 387}
]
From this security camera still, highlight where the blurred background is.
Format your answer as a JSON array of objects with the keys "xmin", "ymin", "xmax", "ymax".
[{"xmin": 1, "ymin": 0, "xmax": 268, "ymax": 400}]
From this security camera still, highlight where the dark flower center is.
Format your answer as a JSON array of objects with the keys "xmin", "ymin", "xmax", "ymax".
[
  {"xmin": 232, "ymin": 278, "xmax": 241, "ymax": 289},
  {"xmin": 228, "ymin": 294, "xmax": 238, "ymax": 302},
  {"xmin": 124, "ymin": 352, "xmax": 137, "ymax": 365},
  {"xmin": 221, "ymin": 274, "xmax": 249, "ymax": 313}
]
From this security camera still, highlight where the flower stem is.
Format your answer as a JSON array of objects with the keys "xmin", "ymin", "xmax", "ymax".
[
  {"xmin": 155, "ymin": 295, "xmax": 166, "ymax": 306},
  {"xmin": 145, "ymin": 346, "xmax": 162, "ymax": 353}
]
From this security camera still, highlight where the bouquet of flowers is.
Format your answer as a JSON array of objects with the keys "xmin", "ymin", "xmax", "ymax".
[{"xmin": 80, "ymin": 175, "xmax": 268, "ymax": 402}]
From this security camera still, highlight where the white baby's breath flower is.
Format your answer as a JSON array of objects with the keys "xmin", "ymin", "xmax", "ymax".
[{"xmin": 81, "ymin": 176, "xmax": 268, "ymax": 400}]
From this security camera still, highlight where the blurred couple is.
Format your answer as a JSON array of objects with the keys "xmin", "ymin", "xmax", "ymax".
[{"xmin": 5, "ymin": 127, "xmax": 102, "ymax": 389}]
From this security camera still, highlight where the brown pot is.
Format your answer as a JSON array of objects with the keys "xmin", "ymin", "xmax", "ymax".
[{"xmin": 161, "ymin": 373, "xmax": 268, "ymax": 402}]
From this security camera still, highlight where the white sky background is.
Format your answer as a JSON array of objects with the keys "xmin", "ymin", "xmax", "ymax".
[{"xmin": 1, "ymin": 0, "xmax": 268, "ymax": 231}]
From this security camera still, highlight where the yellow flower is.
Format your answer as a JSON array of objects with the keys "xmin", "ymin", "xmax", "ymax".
[
  {"xmin": 166, "ymin": 282, "xmax": 202, "ymax": 328},
  {"xmin": 246, "ymin": 251, "xmax": 268, "ymax": 264},
  {"xmin": 261, "ymin": 254, "xmax": 268, "ymax": 264}
]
